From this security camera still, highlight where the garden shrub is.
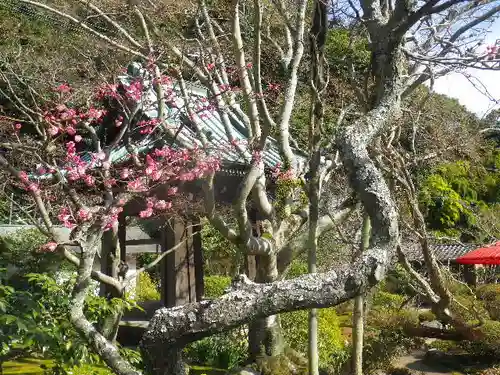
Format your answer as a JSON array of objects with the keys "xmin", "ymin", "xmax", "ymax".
[
  {"xmin": 451, "ymin": 294, "xmax": 490, "ymax": 323},
  {"xmin": 183, "ymin": 328, "xmax": 247, "ymax": 370},
  {"xmin": 477, "ymin": 284, "xmax": 500, "ymax": 301},
  {"xmin": 477, "ymin": 320, "xmax": 500, "ymax": 354},
  {"xmin": 477, "ymin": 284, "xmax": 500, "ymax": 320},
  {"xmin": 485, "ymin": 299, "xmax": 500, "ymax": 321},
  {"xmin": 204, "ymin": 276, "xmax": 232, "ymax": 298},
  {"xmin": 183, "ymin": 275, "xmax": 237, "ymax": 370},
  {"xmin": 371, "ymin": 291, "xmax": 405, "ymax": 310},
  {"xmin": 418, "ymin": 310, "xmax": 436, "ymax": 322},
  {"xmin": 136, "ymin": 253, "xmax": 161, "ymax": 285},
  {"xmin": 335, "ymin": 301, "xmax": 353, "ymax": 315},
  {"xmin": 384, "ymin": 266, "xmax": 417, "ymax": 297},
  {"xmin": 200, "ymin": 220, "xmax": 238, "ymax": 276},
  {"xmin": 281, "ymin": 308, "xmax": 346, "ymax": 369},
  {"xmin": 284, "ymin": 261, "xmax": 308, "ymax": 279},
  {"xmin": 363, "ymin": 308, "xmax": 422, "ymax": 374},
  {"xmin": 256, "ymin": 352, "xmax": 307, "ymax": 375},
  {"xmin": 64, "ymin": 364, "xmax": 114, "ymax": 375},
  {"xmin": 363, "ymin": 327, "xmax": 422, "ymax": 374},
  {"xmin": 428, "ymin": 339, "xmax": 461, "ymax": 353},
  {"xmin": 134, "ymin": 272, "xmax": 160, "ymax": 302},
  {"xmin": 0, "ymin": 229, "xmax": 66, "ymax": 285},
  {"xmin": 367, "ymin": 305, "xmax": 419, "ymax": 329},
  {"xmin": 459, "ymin": 320, "xmax": 500, "ymax": 358}
]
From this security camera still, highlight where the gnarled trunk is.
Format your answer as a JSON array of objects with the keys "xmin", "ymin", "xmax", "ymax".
[
  {"xmin": 248, "ymin": 253, "xmax": 285, "ymax": 360},
  {"xmin": 70, "ymin": 229, "xmax": 141, "ymax": 375}
]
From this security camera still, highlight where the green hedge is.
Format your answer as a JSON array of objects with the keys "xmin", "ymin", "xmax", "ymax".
[
  {"xmin": 134, "ymin": 272, "xmax": 160, "ymax": 302},
  {"xmin": 204, "ymin": 276, "xmax": 231, "ymax": 299},
  {"xmin": 281, "ymin": 308, "xmax": 346, "ymax": 369},
  {"xmin": 477, "ymin": 284, "xmax": 500, "ymax": 320},
  {"xmin": 477, "ymin": 284, "xmax": 500, "ymax": 301},
  {"xmin": 371, "ymin": 291, "xmax": 405, "ymax": 310}
]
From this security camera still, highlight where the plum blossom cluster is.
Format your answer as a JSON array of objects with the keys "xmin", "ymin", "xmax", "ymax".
[
  {"xmin": 57, "ymin": 205, "xmax": 124, "ymax": 231},
  {"xmin": 271, "ymin": 163, "xmax": 296, "ymax": 181},
  {"xmin": 95, "ymin": 83, "xmax": 120, "ymax": 101},
  {"xmin": 11, "ymin": 67, "xmax": 228, "ymax": 255},
  {"xmin": 43, "ymin": 101, "xmax": 107, "ymax": 138},
  {"xmin": 122, "ymin": 146, "xmax": 220, "ymax": 193},
  {"xmin": 137, "ymin": 118, "xmax": 161, "ymax": 135},
  {"xmin": 123, "ymin": 79, "xmax": 144, "ymax": 101},
  {"xmin": 39, "ymin": 241, "xmax": 58, "ymax": 253},
  {"xmin": 57, "ymin": 207, "xmax": 90, "ymax": 229},
  {"xmin": 63, "ymin": 141, "xmax": 105, "ymax": 186},
  {"xmin": 139, "ymin": 197, "xmax": 173, "ymax": 218},
  {"xmin": 17, "ymin": 171, "xmax": 40, "ymax": 193}
]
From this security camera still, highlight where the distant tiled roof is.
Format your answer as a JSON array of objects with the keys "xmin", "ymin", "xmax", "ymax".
[
  {"xmin": 34, "ymin": 63, "xmax": 310, "ymax": 182},
  {"xmin": 402, "ymin": 242, "xmax": 477, "ymax": 262},
  {"xmin": 114, "ymin": 62, "xmax": 309, "ymax": 172}
]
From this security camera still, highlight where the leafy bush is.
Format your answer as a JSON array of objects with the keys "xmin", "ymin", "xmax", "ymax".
[
  {"xmin": 477, "ymin": 284, "xmax": 500, "ymax": 320},
  {"xmin": 183, "ymin": 329, "xmax": 247, "ymax": 370},
  {"xmin": 134, "ymin": 272, "xmax": 160, "ymax": 302},
  {"xmin": 363, "ymin": 327, "xmax": 422, "ymax": 374},
  {"xmin": 451, "ymin": 294, "xmax": 490, "ymax": 323},
  {"xmin": 136, "ymin": 253, "xmax": 161, "ymax": 285},
  {"xmin": 281, "ymin": 308, "xmax": 345, "ymax": 369},
  {"xmin": 335, "ymin": 301, "xmax": 353, "ymax": 315},
  {"xmin": 256, "ymin": 352, "xmax": 307, "ymax": 375},
  {"xmin": 284, "ymin": 261, "xmax": 308, "ymax": 279},
  {"xmin": 363, "ymin": 307, "xmax": 422, "ymax": 373},
  {"xmin": 64, "ymin": 364, "xmax": 114, "ymax": 375},
  {"xmin": 384, "ymin": 266, "xmax": 418, "ymax": 297},
  {"xmin": 0, "ymin": 229, "xmax": 67, "ymax": 287},
  {"xmin": 477, "ymin": 284, "xmax": 500, "ymax": 301},
  {"xmin": 428, "ymin": 339, "xmax": 461, "ymax": 353},
  {"xmin": 371, "ymin": 291, "xmax": 405, "ymax": 310},
  {"xmin": 458, "ymin": 320, "xmax": 500, "ymax": 358},
  {"xmin": 204, "ymin": 276, "xmax": 231, "ymax": 299},
  {"xmin": 418, "ymin": 310, "xmax": 436, "ymax": 322},
  {"xmin": 201, "ymin": 220, "xmax": 238, "ymax": 276}
]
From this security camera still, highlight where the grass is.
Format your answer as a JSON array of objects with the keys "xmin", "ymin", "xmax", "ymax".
[
  {"xmin": 1, "ymin": 358, "xmax": 113, "ymax": 375},
  {"xmin": 190, "ymin": 365, "xmax": 227, "ymax": 375},
  {"xmin": 1, "ymin": 358, "xmax": 52, "ymax": 374},
  {"xmin": 1, "ymin": 359, "xmax": 227, "ymax": 375}
]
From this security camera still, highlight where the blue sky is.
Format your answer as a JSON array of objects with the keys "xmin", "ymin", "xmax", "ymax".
[{"xmin": 433, "ymin": 18, "xmax": 500, "ymax": 117}]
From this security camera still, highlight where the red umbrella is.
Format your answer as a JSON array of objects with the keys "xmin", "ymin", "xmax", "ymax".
[{"xmin": 456, "ymin": 241, "xmax": 500, "ymax": 265}]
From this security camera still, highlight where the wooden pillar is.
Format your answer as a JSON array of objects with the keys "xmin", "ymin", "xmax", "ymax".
[
  {"xmin": 118, "ymin": 213, "xmax": 127, "ymax": 264},
  {"xmin": 161, "ymin": 218, "xmax": 197, "ymax": 307}
]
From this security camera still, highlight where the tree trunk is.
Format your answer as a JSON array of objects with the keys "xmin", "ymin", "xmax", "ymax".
[
  {"xmin": 248, "ymin": 253, "xmax": 285, "ymax": 360},
  {"xmin": 100, "ymin": 222, "xmax": 124, "ymax": 342},
  {"xmin": 70, "ymin": 229, "xmax": 141, "ymax": 375},
  {"xmin": 307, "ymin": 0, "xmax": 328, "ymax": 372},
  {"xmin": 142, "ymin": 347, "xmax": 188, "ymax": 375},
  {"xmin": 351, "ymin": 215, "xmax": 371, "ymax": 375},
  {"xmin": 307, "ymin": 171, "xmax": 320, "ymax": 375}
]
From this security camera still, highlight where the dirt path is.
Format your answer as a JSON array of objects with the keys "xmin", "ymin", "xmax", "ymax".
[{"xmin": 392, "ymin": 350, "xmax": 461, "ymax": 375}]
